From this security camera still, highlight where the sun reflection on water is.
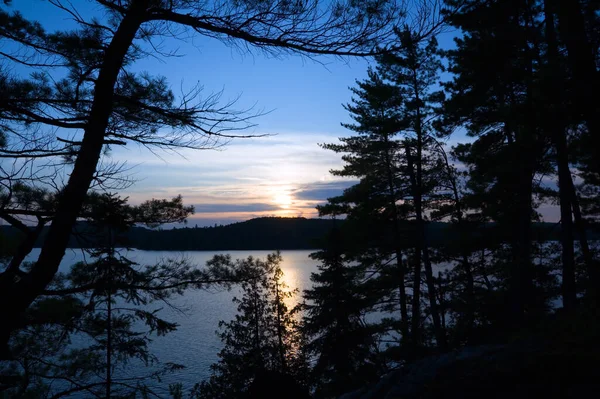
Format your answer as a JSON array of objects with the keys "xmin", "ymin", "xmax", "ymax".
[{"xmin": 279, "ymin": 264, "xmax": 301, "ymax": 310}]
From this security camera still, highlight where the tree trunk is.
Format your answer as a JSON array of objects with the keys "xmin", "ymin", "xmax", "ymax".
[
  {"xmin": 554, "ymin": 91, "xmax": 577, "ymax": 312},
  {"xmin": 422, "ymin": 244, "xmax": 446, "ymax": 349},
  {"xmin": 556, "ymin": 0, "xmax": 600, "ymax": 175},
  {"xmin": 395, "ymin": 249, "xmax": 409, "ymax": 342},
  {"xmin": 413, "ymin": 92, "xmax": 446, "ymax": 350},
  {"xmin": 510, "ymin": 1, "xmax": 536, "ymax": 323},
  {"xmin": 544, "ymin": 0, "xmax": 577, "ymax": 310},
  {"xmin": 252, "ymin": 285, "xmax": 263, "ymax": 369},
  {"xmin": 570, "ymin": 179, "xmax": 599, "ymax": 295},
  {"xmin": 462, "ymin": 251, "xmax": 475, "ymax": 338},
  {"xmin": 0, "ymin": 0, "xmax": 148, "ymax": 358},
  {"xmin": 382, "ymin": 134, "xmax": 410, "ymax": 342},
  {"xmin": 405, "ymin": 143, "xmax": 445, "ymax": 350},
  {"xmin": 440, "ymin": 143, "xmax": 475, "ymax": 339},
  {"xmin": 106, "ymin": 271, "xmax": 112, "ymax": 399},
  {"xmin": 511, "ymin": 159, "xmax": 534, "ymax": 322},
  {"xmin": 275, "ymin": 277, "xmax": 287, "ymax": 372},
  {"xmin": 437, "ymin": 272, "xmax": 446, "ymax": 331},
  {"xmin": 106, "ymin": 228, "xmax": 115, "ymax": 399},
  {"xmin": 406, "ymin": 145, "xmax": 423, "ymax": 348},
  {"xmin": 3, "ymin": 220, "xmax": 45, "ymax": 275},
  {"xmin": 555, "ymin": 0, "xmax": 600, "ymax": 298},
  {"xmin": 410, "ymin": 241, "xmax": 423, "ymax": 348}
]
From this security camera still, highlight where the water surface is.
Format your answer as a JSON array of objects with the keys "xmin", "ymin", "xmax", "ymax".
[{"xmin": 24, "ymin": 249, "xmax": 319, "ymax": 396}]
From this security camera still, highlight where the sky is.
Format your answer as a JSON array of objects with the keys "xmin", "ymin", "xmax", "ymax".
[
  {"xmin": 4, "ymin": 0, "xmax": 383, "ymax": 226},
  {"xmin": 117, "ymin": 31, "xmax": 377, "ymax": 226},
  {"xmin": 4, "ymin": 1, "xmax": 559, "ymax": 225}
]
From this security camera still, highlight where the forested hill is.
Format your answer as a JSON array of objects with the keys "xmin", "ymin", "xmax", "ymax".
[
  {"xmin": 1, "ymin": 217, "xmax": 338, "ymax": 251},
  {"xmin": 2, "ymin": 217, "xmax": 599, "ymax": 251},
  {"xmin": 127, "ymin": 217, "xmax": 338, "ymax": 250}
]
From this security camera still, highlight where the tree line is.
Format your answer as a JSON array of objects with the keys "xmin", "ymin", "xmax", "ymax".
[
  {"xmin": 6, "ymin": 217, "xmax": 592, "ymax": 251},
  {"xmin": 1, "ymin": 216, "xmax": 337, "ymax": 250}
]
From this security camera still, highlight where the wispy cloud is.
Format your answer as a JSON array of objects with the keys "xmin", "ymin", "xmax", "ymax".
[
  {"xmin": 293, "ymin": 180, "xmax": 356, "ymax": 201},
  {"xmin": 110, "ymin": 132, "xmax": 351, "ymax": 225},
  {"xmin": 192, "ymin": 203, "xmax": 280, "ymax": 213}
]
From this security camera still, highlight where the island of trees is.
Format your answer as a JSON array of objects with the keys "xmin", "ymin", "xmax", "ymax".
[{"xmin": 1, "ymin": 0, "xmax": 600, "ymax": 398}]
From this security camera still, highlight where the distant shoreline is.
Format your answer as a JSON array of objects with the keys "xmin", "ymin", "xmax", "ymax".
[
  {"xmin": 60, "ymin": 248, "xmax": 320, "ymax": 252},
  {"xmin": 4, "ymin": 217, "xmax": 599, "ymax": 252}
]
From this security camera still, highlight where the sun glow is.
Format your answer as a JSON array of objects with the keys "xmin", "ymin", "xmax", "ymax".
[
  {"xmin": 274, "ymin": 192, "xmax": 293, "ymax": 208},
  {"xmin": 279, "ymin": 266, "xmax": 300, "ymax": 309}
]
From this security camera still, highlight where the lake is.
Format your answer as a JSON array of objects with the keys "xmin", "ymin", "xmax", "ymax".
[
  {"xmin": 24, "ymin": 248, "xmax": 319, "ymax": 397},
  {"xmin": 22, "ymin": 245, "xmax": 566, "ymax": 397}
]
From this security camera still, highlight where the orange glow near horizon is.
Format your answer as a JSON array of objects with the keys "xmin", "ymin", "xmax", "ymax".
[
  {"xmin": 184, "ymin": 206, "xmax": 320, "ymax": 226},
  {"xmin": 163, "ymin": 181, "xmax": 327, "ymax": 226},
  {"xmin": 269, "ymin": 185, "xmax": 294, "ymax": 210}
]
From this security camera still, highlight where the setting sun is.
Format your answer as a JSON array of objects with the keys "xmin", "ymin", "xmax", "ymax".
[{"xmin": 274, "ymin": 192, "xmax": 293, "ymax": 208}]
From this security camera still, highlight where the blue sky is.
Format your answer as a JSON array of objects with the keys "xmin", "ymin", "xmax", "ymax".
[
  {"xmin": 6, "ymin": 0, "xmax": 383, "ymax": 225},
  {"xmin": 119, "ymin": 37, "xmax": 375, "ymax": 225},
  {"xmin": 5, "ymin": 1, "xmax": 559, "ymax": 225}
]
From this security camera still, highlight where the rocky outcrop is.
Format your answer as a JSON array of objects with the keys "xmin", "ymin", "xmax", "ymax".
[{"xmin": 339, "ymin": 341, "xmax": 600, "ymax": 399}]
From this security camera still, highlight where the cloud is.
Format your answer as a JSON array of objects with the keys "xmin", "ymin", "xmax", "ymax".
[
  {"xmin": 107, "ymin": 131, "xmax": 358, "ymax": 226},
  {"xmin": 118, "ymin": 131, "xmax": 346, "ymax": 202},
  {"xmin": 110, "ymin": 132, "xmax": 342, "ymax": 169},
  {"xmin": 293, "ymin": 180, "xmax": 356, "ymax": 201},
  {"xmin": 192, "ymin": 203, "xmax": 280, "ymax": 213}
]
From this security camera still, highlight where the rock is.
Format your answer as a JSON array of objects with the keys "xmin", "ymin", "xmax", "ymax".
[{"xmin": 338, "ymin": 342, "xmax": 600, "ymax": 399}]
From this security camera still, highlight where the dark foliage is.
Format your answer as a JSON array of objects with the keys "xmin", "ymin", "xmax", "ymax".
[
  {"xmin": 301, "ymin": 0, "xmax": 600, "ymax": 395},
  {"xmin": 193, "ymin": 252, "xmax": 308, "ymax": 399}
]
